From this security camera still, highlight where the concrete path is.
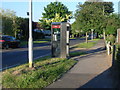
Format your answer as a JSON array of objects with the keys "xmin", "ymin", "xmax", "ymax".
[{"xmin": 47, "ymin": 40, "xmax": 118, "ymax": 88}]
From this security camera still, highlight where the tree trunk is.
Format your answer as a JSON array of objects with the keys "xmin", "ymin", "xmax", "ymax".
[
  {"xmin": 103, "ymin": 30, "xmax": 106, "ymax": 40},
  {"xmin": 15, "ymin": 31, "xmax": 17, "ymax": 38},
  {"xmin": 96, "ymin": 32, "xmax": 99, "ymax": 38},
  {"xmin": 86, "ymin": 32, "xmax": 88, "ymax": 43}
]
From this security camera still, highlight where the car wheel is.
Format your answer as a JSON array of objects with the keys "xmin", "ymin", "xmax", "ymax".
[{"xmin": 5, "ymin": 44, "xmax": 9, "ymax": 49}]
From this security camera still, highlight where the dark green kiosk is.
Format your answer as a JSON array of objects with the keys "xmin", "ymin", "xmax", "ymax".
[{"xmin": 51, "ymin": 22, "xmax": 70, "ymax": 58}]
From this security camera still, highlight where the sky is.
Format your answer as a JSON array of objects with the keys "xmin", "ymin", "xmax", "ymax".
[{"xmin": 1, "ymin": 0, "xmax": 120, "ymax": 24}]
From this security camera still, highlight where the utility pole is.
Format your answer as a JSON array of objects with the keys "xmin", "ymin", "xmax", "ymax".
[{"xmin": 29, "ymin": 0, "xmax": 33, "ymax": 68}]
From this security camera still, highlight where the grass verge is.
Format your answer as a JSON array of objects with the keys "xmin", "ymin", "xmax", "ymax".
[
  {"xmin": 75, "ymin": 39, "xmax": 100, "ymax": 49},
  {"xmin": 2, "ymin": 57, "xmax": 77, "ymax": 88},
  {"xmin": 20, "ymin": 40, "xmax": 50, "ymax": 46},
  {"xmin": 70, "ymin": 52, "xmax": 87, "ymax": 57},
  {"xmin": 33, "ymin": 40, "xmax": 49, "ymax": 43},
  {"xmin": 76, "ymin": 42, "xmax": 96, "ymax": 48}
]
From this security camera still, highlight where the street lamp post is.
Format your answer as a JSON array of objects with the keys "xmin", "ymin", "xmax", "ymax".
[{"xmin": 29, "ymin": 0, "xmax": 33, "ymax": 68}]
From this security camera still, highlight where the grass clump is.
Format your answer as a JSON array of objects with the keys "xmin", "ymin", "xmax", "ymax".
[{"xmin": 2, "ymin": 57, "xmax": 77, "ymax": 88}]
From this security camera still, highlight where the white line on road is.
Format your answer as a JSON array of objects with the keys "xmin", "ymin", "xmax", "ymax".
[
  {"xmin": 33, "ymin": 53, "xmax": 51, "ymax": 60},
  {"xmin": 0, "ymin": 63, "xmax": 20, "ymax": 71}
]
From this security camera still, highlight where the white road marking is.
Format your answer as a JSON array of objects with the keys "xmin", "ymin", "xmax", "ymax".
[{"xmin": 34, "ymin": 53, "xmax": 50, "ymax": 60}]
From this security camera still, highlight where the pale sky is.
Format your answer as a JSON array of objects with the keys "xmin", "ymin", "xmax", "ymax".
[{"xmin": 1, "ymin": 0, "xmax": 120, "ymax": 23}]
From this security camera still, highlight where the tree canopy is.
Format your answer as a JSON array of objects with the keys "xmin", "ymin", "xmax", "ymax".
[
  {"xmin": 72, "ymin": 1, "xmax": 114, "ymax": 36},
  {"xmin": 39, "ymin": 2, "xmax": 72, "ymax": 29}
]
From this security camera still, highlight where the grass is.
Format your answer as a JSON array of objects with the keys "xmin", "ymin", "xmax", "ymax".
[
  {"xmin": 75, "ymin": 39, "xmax": 100, "ymax": 49},
  {"xmin": 2, "ymin": 57, "xmax": 77, "ymax": 88},
  {"xmin": 76, "ymin": 42, "xmax": 96, "ymax": 48},
  {"xmin": 70, "ymin": 52, "xmax": 87, "ymax": 57},
  {"xmin": 89, "ymin": 39, "xmax": 100, "ymax": 42},
  {"xmin": 33, "ymin": 40, "xmax": 49, "ymax": 43},
  {"xmin": 20, "ymin": 40, "xmax": 50, "ymax": 47}
]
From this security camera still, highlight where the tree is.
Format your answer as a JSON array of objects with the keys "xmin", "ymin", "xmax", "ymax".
[
  {"xmin": 74, "ymin": 2, "xmax": 103, "ymax": 42},
  {"xmin": 72, "ymin": 1, "xmax": 114, "ymax": 42},
  {"xmin": 103, "ymin": 13, "xmax": 120, "ymax": 55},
  {"xmin": 39, "ymin": 2, "xmax": 72, "ymax": 29},
  {"xmin": 1, "ymin": 8, "xmax": 16, "ymax": 36}
]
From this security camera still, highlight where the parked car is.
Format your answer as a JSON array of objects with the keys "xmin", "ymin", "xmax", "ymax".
[{"xmin": 0, "ymin": 35, "xmax": 20, "ymax": 49}]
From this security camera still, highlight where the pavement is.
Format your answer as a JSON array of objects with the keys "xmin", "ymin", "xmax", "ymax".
[{"xmin": 47, "ymin": 39, "xmax": 119, "ymax": 88}]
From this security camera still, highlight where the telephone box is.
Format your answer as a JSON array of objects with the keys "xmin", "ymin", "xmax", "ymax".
[{"xmin": 51, "ymin": 22, "xmax": 70, "ymax": 58}]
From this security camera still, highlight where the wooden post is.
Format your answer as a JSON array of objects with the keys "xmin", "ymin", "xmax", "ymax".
[{"xmin": 103, "ymin": 30, "xmax": 106, "ymax": 40}]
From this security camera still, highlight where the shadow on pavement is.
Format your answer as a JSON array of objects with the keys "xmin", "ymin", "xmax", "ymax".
[
  {"xmin": 71, "ymin": 47, "xmax": 106, "ymax": 60},
  {"xmin": 77, "ymin": 66, "xmax": 119, "ymax": 88},
  {"xmin": 74, "ymin": 47, "xmax": 120, "ymax": 88},
  {"xmin": 73, "ymin": 47, "xmax": 119, "ymax": 88}
]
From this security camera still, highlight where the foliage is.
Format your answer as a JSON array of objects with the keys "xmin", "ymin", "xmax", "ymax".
[
  {"xmin": 106, "ymin": 35, "xmax": 115, "ymax": 45},
  {"xmin": 39, "ymin": 2, "xmax": 72, "ymax": 29},
  {"xmin": 1, "ymin": 8, "xmax": 16, "ymax": 36},
  {"xmin": 72, "ymin": 2, "xmax": 114, "ymax": 37},
  {"xmin": 1, "ymin": 8, "xmax": 41, "ymax": 40},
  {"xmin": 105, "ymin": 14, "xmax": 120, "ymax": 35},
  {"xmin": 105, "ymin": 14, "xmax": 120, "ymax": 45},
  {"xmin": 44, "ymin": 13, "xmax": 72, "ymax": 25}
]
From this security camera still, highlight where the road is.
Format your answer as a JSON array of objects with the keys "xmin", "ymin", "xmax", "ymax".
[{"xmin": 1, "ymin": 38, "xmax": 86, "ymax": 71}]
